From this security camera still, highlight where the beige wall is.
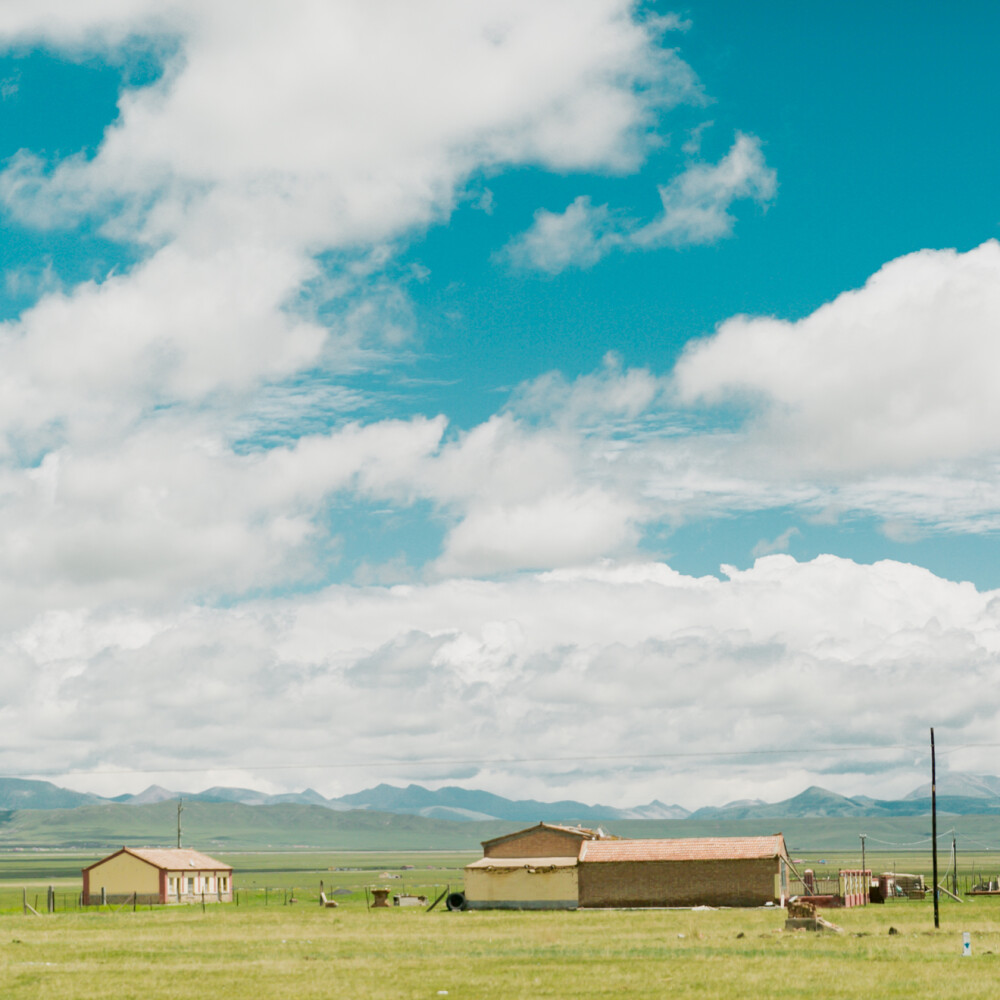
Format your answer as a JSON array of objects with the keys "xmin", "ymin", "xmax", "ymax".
[
  {"xmin": 578, "ymin": 858, "xmax": 780, "ymax": 908},
  {"xmin": 465, "ymin": 865, "xmax": 578, "ymax": 909},
  {"xmin": 88, "ymin": 853, "xmax": 159, "ymax": 896}
]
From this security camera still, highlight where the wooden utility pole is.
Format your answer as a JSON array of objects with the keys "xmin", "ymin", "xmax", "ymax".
[
  {"xmin": 860, "ymin": 834, "xmax": 866, "ymax": 877},
  {"xmin": 931, "ymin": 727, "xmax": 939, "ymax": 929},
  {"xmin": 177, "ymin": 798, "xmax": 184, "ymax": 849},
  {"xmin": 952, "ymin": 834, "xmax": 958, "ymax": 896}
]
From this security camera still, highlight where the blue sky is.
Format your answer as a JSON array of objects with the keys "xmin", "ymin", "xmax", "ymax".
[{"xmin": 1, "ymin": 1, "xmax": 999, "ymax": 808}]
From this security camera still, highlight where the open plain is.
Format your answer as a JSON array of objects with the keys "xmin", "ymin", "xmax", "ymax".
[{"xmin": 3, "ymin": 850, "xmax": 1000, "ymax": 999}]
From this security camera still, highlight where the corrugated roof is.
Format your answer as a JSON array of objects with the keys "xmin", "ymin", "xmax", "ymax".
[
  {"xmin": 579, "ymin": 835, "xmax": 787, "ymax": 864},
  {"xmin": 466, "ymin": 856, "xmax": 578, "ymax": 870},
  {"xmin": 87, "ymin": 847, "xmax": 231, "ymax": 871}
]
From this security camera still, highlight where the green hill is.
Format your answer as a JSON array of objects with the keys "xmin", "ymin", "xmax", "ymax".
[
  {"xmin": 1, "ymin": 799, "xmax": 998, "ymax": 853},
  {"xmin": 0, "ymin": 800, "xmax": 509, "ymax": 850}
]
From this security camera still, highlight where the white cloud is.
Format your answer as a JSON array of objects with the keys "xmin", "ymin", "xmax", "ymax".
[
  {"xmin": 6, "ymin": 553, "xmax": 999, "ymax": 808},
  {"xmin": 434, "ymin": 487, "xmax": 640, "ymax": 576},
  {"xmin": 675, "ymin": 240, "xmax": 1000, "ymax": 473},
  {"xmin": 1, "ymin": 3, "xmax": 999, "ymax": 812},
  {"xmin": 1, "ymin": 1, "xmax": 695, "ymax": 249},
  {"xmin": 0, "ymin": 414, "xmax": 447, "ymax": 619},
  {"xmin": 633, "ymin": 132, "xmax": 776, "ymax": 247},
  {"xmin": 502, "ymin": 195, "xmax": 626, "ymax": 274},
  {"xmin": 0, "ymin": 1, "xmax": 708, "ymax": 608},
  {"xmin": 504, "ymin": 133, "xmax": 776, "ymax": 272}
]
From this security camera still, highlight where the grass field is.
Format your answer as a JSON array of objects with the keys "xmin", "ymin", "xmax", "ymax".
[
  {"xmin": 3, "ymin": 895, "xmax": 1000, "ymax": 999},
  {"xmin": 3, "ymin": 849, "xmax": 1000, "ymax": 998}
]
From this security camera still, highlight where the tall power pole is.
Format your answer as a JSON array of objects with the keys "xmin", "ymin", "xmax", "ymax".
[{"xmin": 177, "ymin": 798, "xmax": 184, "ymax": 849}]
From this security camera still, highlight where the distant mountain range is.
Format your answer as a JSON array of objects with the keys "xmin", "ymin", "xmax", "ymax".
[{"xmin": 4, "ymin": 773, "xmax": 1000, "ymax": 823}]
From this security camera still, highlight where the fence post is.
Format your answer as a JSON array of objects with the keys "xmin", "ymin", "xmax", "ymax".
[
  {"xmin": 101, "ymin": 887, "xmax": 107, "ymax": 906},
  {"xmin": 48, "ymin": 886, "xmax": 54, "ymax": 913}
]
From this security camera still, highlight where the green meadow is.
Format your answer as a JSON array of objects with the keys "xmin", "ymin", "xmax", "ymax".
[
  {"xmin": 2, "ymin": 891, "xmax": 1000, "ymax": 999},
  {"xmin": 3, "ymin": 849, "xmax": 1000, "ymax": 998}
]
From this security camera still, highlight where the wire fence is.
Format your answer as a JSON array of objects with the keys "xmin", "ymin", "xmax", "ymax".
[{"xmin": 0, "ymin": 880, "xmax": 454, "ymax": 915}]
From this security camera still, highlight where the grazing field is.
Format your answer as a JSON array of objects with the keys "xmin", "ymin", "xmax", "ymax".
[
  {"xmin": 3, "ymin": 895, "xmax": 1000, "ymax": 999},
  {"xmin": 4, "ymin": 849, "xmax": 1000, "ymax": 998}
]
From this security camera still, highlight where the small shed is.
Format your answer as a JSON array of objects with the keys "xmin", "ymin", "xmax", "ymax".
[
  {"xmin": 82, "ymin": 847, "xmax": 233, "ymax": 905},
  {"xmin": 577, "ymin": 835, "xmax": 790, "ymax": 908}
]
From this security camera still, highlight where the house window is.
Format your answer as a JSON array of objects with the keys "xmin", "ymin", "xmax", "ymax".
[
  {"xmin": 219, "ymin": 876, "xmax": 228, "ymax": 892},
  {"xmin": 203, "ymin": 876, "xmax": 213, "ymax": 893},
  {"xmin": 186, "ymin": 877, "xmax": 195, "ymax": 894}
]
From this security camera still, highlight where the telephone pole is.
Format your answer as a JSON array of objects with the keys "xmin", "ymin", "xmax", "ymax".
[
  {"xmin": 952, "ymin": 833, "xmax": 958, "ymax": 896},
  {"xmin": 860, "ymin": 834, "xmax": 866, "ymax": 877},
  {"xmin": 931, "ymin": 728, "xmax": 939, "ymax": 929},
  {"xmin": 177, "ymin": 798, "xmax": 184, "ymax": 849}
]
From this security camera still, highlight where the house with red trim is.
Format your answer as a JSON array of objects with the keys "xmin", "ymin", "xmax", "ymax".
[{"xmin": 82, "ymin": 847, "xmax": 233, "ymax": 905}]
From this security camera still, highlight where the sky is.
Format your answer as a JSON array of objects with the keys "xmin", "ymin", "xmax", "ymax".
[{"xmin": 1, "ymin": 0, "xmax": 1000, "ymax": 811}]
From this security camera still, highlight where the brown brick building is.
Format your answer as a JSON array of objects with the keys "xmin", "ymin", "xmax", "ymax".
[
  {"xmin": 577, "ymin": 835, "xmax": 789, "ymax": 908},
  {"xmin": 464, "ymin": 826, "xmax": 790, "ymax": 910}
]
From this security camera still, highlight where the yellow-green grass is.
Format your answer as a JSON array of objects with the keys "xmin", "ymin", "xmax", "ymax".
[{"xmin": 3, "ymin": 898, "xmax": 1000, "ymax": 999}]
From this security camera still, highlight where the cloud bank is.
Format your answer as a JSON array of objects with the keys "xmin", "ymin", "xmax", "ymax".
[{"xmin": 8, "ymin": 554, "xmax": 998, "ymax": 808}]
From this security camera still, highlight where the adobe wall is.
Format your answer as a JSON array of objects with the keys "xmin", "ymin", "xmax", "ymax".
[
  {"xmin": 578, "ymin": 858, "xmax": 780, "ymax": 908},
  {"xmin": 465, "ymin": 866, "xmax": 578, "ymax": 909},
  {"xmin": 485, "ymin": 829, "xmax": 584, "ymax": 858}
]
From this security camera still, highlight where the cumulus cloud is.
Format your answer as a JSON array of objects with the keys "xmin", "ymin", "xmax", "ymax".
[
  {"xmin": 0, "ymin": 1, "xmax": 707, "ymax": 610},
  {"xmin": 7, "ymin": 554, "xmax": 998, "ymax": 807},
  {"xmin": 504, "ymin": 133, "xmax": 776, "ymax": 273},
  {"xmin": 2, "ymin": 2, "xmax": 999, "ymax": 812},
  {"xmin": 1, "ymin": 0, "xmax": 695, "ymax": 249},
  {"xmin": 675, "ymin": 240, "xmax": 1000, "ymax": 473}
]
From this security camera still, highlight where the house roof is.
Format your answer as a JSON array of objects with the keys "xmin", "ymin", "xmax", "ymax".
[
  {"xmin": 579, "ymin": 835, "xmax": 788, "ymax": 864},
  {"xmin": 84, "ymin": 847, "xmax": 231, "ymax": 872},
  {"xmin": 481, "ymin": 822, "xmax": 608, "ymax": 850},
  {"xmin": 466, "ymin": 856, "xmax": 578, "ymax": 870}
]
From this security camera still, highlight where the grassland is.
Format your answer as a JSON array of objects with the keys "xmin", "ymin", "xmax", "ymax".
[
  {"xmin": 3, "ymin": 892, "xmax": 1000, "ymax": 999},
  {"xmin": 4, "ymin": 849, "xmax": 1000, "ymax": 998}
]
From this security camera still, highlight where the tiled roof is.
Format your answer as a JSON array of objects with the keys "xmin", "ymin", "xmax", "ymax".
[
  {"xmin": 466, "ymin": 856, "xmax": 578, "ymax": 869},
  {"xmin": 579, "ymin": 835, "xmax": 787, "ymax": 864},
  {"xmin": 86, "ymin": 847, "xmax": 231, "ymax": 871}
]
